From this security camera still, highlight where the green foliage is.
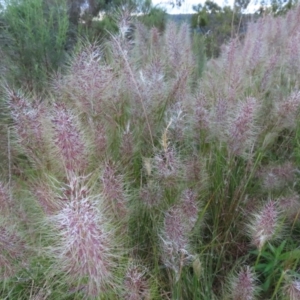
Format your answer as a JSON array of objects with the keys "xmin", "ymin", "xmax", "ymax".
[
  {"xmin": 191, "ymin": 1, "xmax": 246, "ymax": 57},
  {"xmin": 78, "ymin": 2, "xmax": 167, "ymax": 44},
  {"xmin": 234, "ymin": 0, "xmax": 251, "ymax": 12},
  {"xmin": 191, "ymin": 32, "xmax": 206, "ymax": 80},
  {"xmin": 0, "ymin": 0, "xmax": 69, "ymax": 90},
  {"xmin": 252, "ymin": 241, "xmax": 300, "ymax": 298},
  {"xmin": 138, "ymin": 7, "xmax": 167, "ymax": 31},
  {"xmin": 258, "ymin": 0, "xmax": 298, "ymax": 15},
  {"xmin": 78, "ymin": 14, "xmax": 119, "ymax": 42}
]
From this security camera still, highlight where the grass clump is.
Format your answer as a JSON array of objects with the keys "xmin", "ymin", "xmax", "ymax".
[
  {"xmin": 0, "ymin": 0, "xmax": 70, "ymax": 91},
  {"xmin": 2, "ymin": 5, "xmax": 300, "ymax": 299}
]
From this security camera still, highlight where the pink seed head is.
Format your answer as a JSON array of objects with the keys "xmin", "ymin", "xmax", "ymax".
[
  {"xmin": 31, "ymin": 181, "xmax": 63, "ymax": 215},
  {"xmin": 101, "ymin": 163, "xmax": 127, "ymax": 219},
  {"xmin": 50, "ymin": 197, "xmax": 115, "ymax": 297},
  {"xmin": 283, "ymin": 279, "xmax": 300, "ymax": 300},
  {"xmin": 0, "ymin": 182, "xmax": 11, "ymax": 214},
  {"xmin": 47, "ymin": 174, "xmax": 117, "ymax": 296},
  {"xmin": 279, "ymin": 194, "xmax": 300, "ymax": 222},
  {"xmin": 248, "ymin": 200, "xmax": 279, "ymax": 250},
  {"xmin": 160, "ymin": 206, "xmax": 194, "ymax": 275},
  {"xmin": 0, "ymin": 226, "xmax": 26, "ymax": 279},
  {"xmin": 53, "ymin": 44, "xmax": 114, "ymax": 115},
  {"xmin": 121, "ymin": 129, "xmax": 134, "ymax": 162},
  {"xmin": 228, "ymin": 97, "xmax": 258, "ymax": 156},
  {"xmin": 164, "ymin": 207, "xmax": 187, "ymax": 250},
  {"xmin": 94, "ymin": 122, "xmax": 107, "ymax": 156},
  {"xmin": 124, "ymin": 263, "xmax": 149, "ymax": 300},
  {"xmin": 154, "ymin": 147, "xmax": 180, "ymax": 188},
  {"xmin": 51, "ymin": 103, "xmax": 87, "ymax": 173},
  {"xmin": 229, "ymin": 266, "xmax": 257, "ymax": 300},
  {"xmin": 260, "ymin": 162, "xmax": 295, "ymax": 191},
  {"xmin": 179, "ymin": 189, "xmax": 199, "ymax": 231},
  {"xmin": 139, "ymin": 183, "xmax": 162, "ymax": 208},
  {"xmin": 5, "ymin": 87, "xmax": 46, "ymax": 155},
  {"xmin": 276, "ymin": 91, "xmax": 300, "ymax": 129},
  {"xmin": 194, "ymin": 93, "xmax": 210, "ymax": 131}
]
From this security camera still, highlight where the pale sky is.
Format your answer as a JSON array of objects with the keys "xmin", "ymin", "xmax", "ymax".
[{"xmin": 152, "ymin": 0, "xmax": 262, "ymax": 14}]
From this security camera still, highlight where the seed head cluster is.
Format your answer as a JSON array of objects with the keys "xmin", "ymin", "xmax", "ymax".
[
  {"xmin": 49, "ymin": 175, "xmax": 116, "ymax": 297},
  {"xmin": 229, "ymin": 266, "xmax": 257, "ymax": 300},
  {"xmin": 248, "ymin": 200, "xmax": 280, "ymax": 250}
]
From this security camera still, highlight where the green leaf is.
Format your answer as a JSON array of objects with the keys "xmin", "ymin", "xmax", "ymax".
[
  {"xmin": 280, "ymin": 249, "xmax": 300, "ymax": 261},
  {"xmin": 255, "ymin": 263, "xmax": 268, "ymax": 270},
  {"xmin": 264, "ymin": 263, "xmax": 276, "ymax": 273},
  {"xmin": 262, "ymin": 277, "xmax": 272, "ymax": 291}
]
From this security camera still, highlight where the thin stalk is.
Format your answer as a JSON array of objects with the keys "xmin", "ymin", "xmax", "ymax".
[
  {"xmin": 7, "ymin": 125, "xmax": 12, "ymax": 203},
  {"xmin": 271, "ymin": 270, "xmax": 285, "ymax": 300},
  {"xmin": 110, "ymin": 34, "xmax": 155, "ymax": 148}
]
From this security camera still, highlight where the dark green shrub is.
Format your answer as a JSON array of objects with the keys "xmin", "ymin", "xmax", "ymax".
[{"xmin": 0, "ymin": 0, "xmax": 69, "ymax": 90}]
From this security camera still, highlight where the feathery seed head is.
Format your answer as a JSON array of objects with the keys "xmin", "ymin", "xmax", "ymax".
[
  {"xmin": 248, "ymin": 200, "xmax": 280, "ymax": 250},
  {"xmin": 53, "ymin": 44, "xmax": 114, "ymax": 115},
  {"xmin": 150, "ymin": 27, "xmax": 160, "ymax": 46},
  {"xmin": 163, "ymin": 207, "xmax": 188, "ymax": 250},
  {"xmin": 0, "ymin": 182, "xmax": 11, "ymax": 215},
  {"xmin": 222, "ymin": 38, "xmax": 239, "ymax": 76},
  {"xmin": 92, "ymin": 122, "xmax": 107, "ymax": 156},
  {"xmin": 160, "ymin": 206, "xmax": 195, "ymax": 276},
  {"xmin": 124, "ymin": 263, "xmax": 150, "ymax": 300},
  {"xmin": 49, "ymin": 193, "xmax": 116, "ymax": 297},
  {"xmin": 228, "ymin": 97, "xmax": 258, "ymax": 157},
  {"xmin": 209, "ymin": 98, "xmax": 230, "ymax": 140},
  {"xmin": 279, "ymin": 194, "xmax": 300, "ymax": 222},
  {"xmin": 194, "ymin": 95, "xmax": 210, "ymax": 131},
  {"xmin": 51, "ymin": 103, "xmax": 87, "ymax": 173},
  {"xmin": 179, "ymin": 189, "xmax": 199, "ymax": 231},
  {"xmin": 275, "ymin": 91, "xmax": 300, "ymax": 129},
  {"xmin": 45, "ymin": 174, "xmax": 118, "ymax": 296},
  {"xmin": 31, "ymin": 181, "xmax": 63, "ymax": 215},
  {"xmin": 139, "ymin": 181, "xmax": 162, "ymax": 208},
  {"xmin": 116, "ymin": 8, "xmax": 132, "ymax": 40},
  {"xmin": 6, "ymin": 87, "xmax": 46, "ymax": 157},
  {"xmin": 184, "ymin": 155, "xmax": 206, "ymax": 185},
  {"xmin": 283, "ymin": 278, "xmax": 300, "ymax": 300},
  {"xmin": 248, "ymin": 35, "xmax": 263, "ymax": 71},
  {"xmin": 0, "ymin": 225, "xmax": 26, "ymax": 279},
  {"xmin": 153, "ymin": 146, "xmax": 181, "ymax": 188},
  {"xmin": 101, "ymin": 162, "xmax": 127, "ymax": 219},
  {"xmin": 259, "ymin": 162, "xmax": 295, "ymax": 191},
  {"xmin": 228, "ymin": 266, "xmax": 257, "ymax": 300},
  {"xmin": 165, "ymin": 103, "xmax": 186, "ymax": 143},
  {"xmin": 121, "ymin": 123, "xmax": 134, "ymax": 162}
]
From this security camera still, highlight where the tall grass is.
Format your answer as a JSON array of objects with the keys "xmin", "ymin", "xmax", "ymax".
[
  {"xmin": 0, "ymin": 0, "xmax": 69, "ymax": 90},
  {"xmin": 1, "ymin": 6, "xmax": 300, "ymax": 299}
]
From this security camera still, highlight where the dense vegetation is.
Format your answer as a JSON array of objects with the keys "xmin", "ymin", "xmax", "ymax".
[{"xmin": 1, "ymin": 0, "xmax": 300, "ymax": 299}]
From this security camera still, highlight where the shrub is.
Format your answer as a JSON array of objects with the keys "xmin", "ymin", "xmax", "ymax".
[{"xmin": 0, "ymin": 0, "xmax": 69, "ymax": 90}]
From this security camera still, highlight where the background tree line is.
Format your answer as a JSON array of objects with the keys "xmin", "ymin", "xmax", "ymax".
[
  {"xmin": 0, "ymin": 0, "xmax": 297, "ymax": 91},
  {"xmin": 190, "ymin": 0, "xmax": 298, "ymax": 57}
]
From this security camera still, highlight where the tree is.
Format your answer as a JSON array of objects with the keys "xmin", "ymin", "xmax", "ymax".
[
  {"xmin": 67, "ymin": 0, "xmax": 104, "ymax": 26},
  {"xmin": 78, "ymin": 0, "xmax": 167, "ymax": 42},
  {"xmin": 257, "ymin": 0, "xmax": 297, "ymax": 15},
  {"xmin": 67, "ymin": 0, "xmax": 157, "ymax": 27},
  {"xmin": 138, "ymin": 6, "xmax": 166, "ymax": 31},
  {"xmin": 191, "ymin": 1, "xmax": 243, "ymax": 57},
  {"xmin": 234, "ymin": 0, "xmax": 251, "ymax": 12}
]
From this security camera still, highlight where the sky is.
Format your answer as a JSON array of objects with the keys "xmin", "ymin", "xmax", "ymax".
[{"xmin": 152, "ymin": 0, "xmax": 262, "ymax": 14}]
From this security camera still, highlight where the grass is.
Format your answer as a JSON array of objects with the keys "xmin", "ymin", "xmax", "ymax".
[{"xmin": 1, "ymin": 6, "xmax": 300, "ymax": 300}]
